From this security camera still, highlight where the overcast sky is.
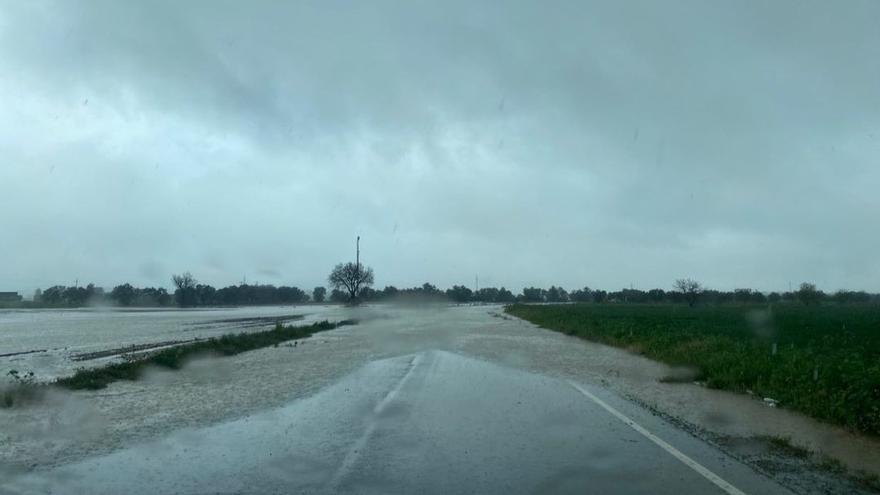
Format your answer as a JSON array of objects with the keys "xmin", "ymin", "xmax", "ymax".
[{"xmin": 1, "ymin": 0, "xmax": 879, "ymax": 294}]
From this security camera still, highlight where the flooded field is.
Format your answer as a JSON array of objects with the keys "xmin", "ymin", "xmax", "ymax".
[
  {"xmin": 0, "ymin": 306, "xmax": 339, "ymax": 380},
  {"xmin": 2, "ymin": 305, "xmax": 879, "ymax": 493}
]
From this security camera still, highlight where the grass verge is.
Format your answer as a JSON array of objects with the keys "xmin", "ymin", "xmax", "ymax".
[{"xmin": 505, "ymin": 303, "xmax": 880, "ymax": 436}]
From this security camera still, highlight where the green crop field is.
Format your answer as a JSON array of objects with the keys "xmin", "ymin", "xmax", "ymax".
[{"xmin": 506, "ymin": 303, "xmax": 880, "ymax": 436}]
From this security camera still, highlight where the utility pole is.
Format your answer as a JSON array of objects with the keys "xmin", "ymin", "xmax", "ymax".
[{"xmin": 355, "ymin": 236, "xmax": 360, "ymax": 301}]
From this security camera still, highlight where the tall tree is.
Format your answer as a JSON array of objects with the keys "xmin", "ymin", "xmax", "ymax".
[
  {"xmin": 545, "ymin": 286, "xmax": 569, "ymax": 303},
  {"xmin": 312, "ymin": 286, "xmax": 327, "ymax": 303},
  {"xmin": 328, "ymin": 262, "xmax": 374, "ymax": 304},
  {"xmin": 521, "ymin": 287, "xmax": 545, "ymax": 303},
  {"xmin": 172, "ymin": 272, "xmax": 198, "ymax": 307},
  {"xmin": 111, "ymin": 283, "xmax": 137, "ymax": 306},
  {"xmin": 673, "ymin": 278, "xmax": 703, "ymax": 307},
  {"xmin": 797, "ymin": 282, "xmax": 822, "ymax": 305},
  {"xmin": 446, "ymin": 285, "xmax": 473, "ymax": 303}
]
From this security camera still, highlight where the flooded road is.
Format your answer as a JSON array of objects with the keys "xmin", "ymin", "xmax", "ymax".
[
  {"xmin": 3, "ymin": 351, "xmax": 787, "ymax": 495},
  {"xmin": 2, "ymin": 305, "xmax": 879, "ymax": 493}
]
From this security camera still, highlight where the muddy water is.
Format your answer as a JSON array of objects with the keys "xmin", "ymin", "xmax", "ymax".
[
  {"xmin": 1, "ymin": 304, "xmax": 879, "ymax": 488},
  {"xmin": 3, "ymin": 351, "xmax": 792, "ymax": 495},
  {"xmin": 0, "ymin": 305, "xmax": 335, "ymax": 380}
]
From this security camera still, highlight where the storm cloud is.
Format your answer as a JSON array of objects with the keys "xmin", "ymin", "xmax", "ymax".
[{"xmin": 1, "ymin": 0, "xmax": 878, "ymax": 294}]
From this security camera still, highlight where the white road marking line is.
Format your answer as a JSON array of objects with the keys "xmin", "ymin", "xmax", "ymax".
[
  {"xmin": 328, "ymin": 354, "xmax": 423, "ymax": 489},
  {"xmin": 568, "ymin": 380, "xmax": 747, "ymax": 495}
]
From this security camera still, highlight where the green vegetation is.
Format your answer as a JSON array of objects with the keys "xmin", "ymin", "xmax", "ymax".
[
  {"xmin": 1, "ymin": 320, "xmax": 355, "ymax": 406},
  {"xmin": 505, "ymin": 303, "xmax": 880, "ymax": 436},
  {"xmin": 2, "ymin": 370, "xmax": 42, "ymax": 408}
]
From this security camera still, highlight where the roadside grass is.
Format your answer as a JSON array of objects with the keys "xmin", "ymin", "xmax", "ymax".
[
  {"xmin": 505, "ymin": 303, "xmax": 880, "ymax": 436},
  {"xmin": 1, "ymin": 319, "xmax": 355, "ymax": 404}
]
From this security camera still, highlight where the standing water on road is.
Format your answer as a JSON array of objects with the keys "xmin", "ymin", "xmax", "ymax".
[{"xmin": 3, "ymin": 305, "xmax": 878, "ymax": 494}]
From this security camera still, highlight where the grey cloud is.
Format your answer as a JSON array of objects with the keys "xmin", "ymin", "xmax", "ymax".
[{"xmin": 1, "ymin": 0, "xmax": 878, "ymax": 293}]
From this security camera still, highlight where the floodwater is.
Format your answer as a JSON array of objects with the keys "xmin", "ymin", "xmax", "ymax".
[
  {"xmin": 3, "ymin": 351, "xmax": 790, "ymax": 495},
  {"xmin": 2, "ymin": 305, "xmax": 880, "ymax": 493},
  {"xmin": 0, "ymin": 305, "xmax": 337, "ymax": 380}
]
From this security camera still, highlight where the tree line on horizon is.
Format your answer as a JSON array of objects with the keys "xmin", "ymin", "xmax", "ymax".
[{"xmin": 17, "ymin": 276, "xmax": 879, "ymax": 308}]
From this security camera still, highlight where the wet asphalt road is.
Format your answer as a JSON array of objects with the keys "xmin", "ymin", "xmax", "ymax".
[{"xmin": 4, "ymin": 350, "xmax": 790, "ymax": 495}]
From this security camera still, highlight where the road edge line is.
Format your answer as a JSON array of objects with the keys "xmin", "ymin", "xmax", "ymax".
[{"xmin": 568, "ymin": 380, "xmax": 747, "ymax": 495}]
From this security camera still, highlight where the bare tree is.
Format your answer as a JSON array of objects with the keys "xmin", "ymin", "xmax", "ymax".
[
  {"xmin": 172, "ymin": 272, "xmax": 196, "ymax": 290},
  {"xmin": 171, "ymin": 272, "xmax": 197, "ymax": 307},
  {"xmin": 328, "ymin": 263, "xmax": 374, "ymax": 304},
  {"xmin": 674, "ymin": 278, "xmax": 703, "ymax": 307}
]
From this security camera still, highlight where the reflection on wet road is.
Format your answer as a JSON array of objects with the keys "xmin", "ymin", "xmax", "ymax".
[{"xmin": 5, "ymin": 350, "xmax": 789, "ymax": 494}]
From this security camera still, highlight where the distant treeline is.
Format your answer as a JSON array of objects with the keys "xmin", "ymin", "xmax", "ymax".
[
  {"xmin": 12, "ymin": 280, "xmax": 879, "ymax": 308},
  {"xmin": 377, "ymin": 283, "xmax": 879, "ymax": 305},
  {"xmin": 31, "ymin": 284, "xmax": 173, "ymax": 307},
  {"xmin": 27, "ymin": 283, "xmax": 313, "ymax": 308},
  {"xmin": 497, "ymin": 285, "xmax": 880, "ymax": 305}
]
